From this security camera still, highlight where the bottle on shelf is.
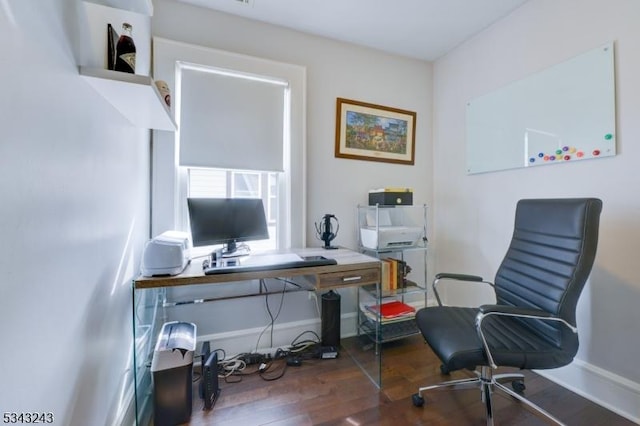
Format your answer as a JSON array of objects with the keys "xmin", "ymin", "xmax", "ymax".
[{"xmin": 114, "ymin": 23, "xmax": 136, "ymax": 74}]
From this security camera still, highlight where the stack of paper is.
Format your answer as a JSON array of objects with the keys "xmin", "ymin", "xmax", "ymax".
[{"xmin": 362, "ymin": 300, "xmax": 416, "ymax": 323}]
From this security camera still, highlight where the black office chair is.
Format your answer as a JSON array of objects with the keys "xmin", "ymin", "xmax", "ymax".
[{"xmin": 412, "ymin": 198, "xmax": 602, "ymax": 426}]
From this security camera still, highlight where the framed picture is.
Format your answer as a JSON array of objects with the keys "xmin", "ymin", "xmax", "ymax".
[{"xmin": 335, "ymin": 98, "xmax": 416, "ymax": 165}]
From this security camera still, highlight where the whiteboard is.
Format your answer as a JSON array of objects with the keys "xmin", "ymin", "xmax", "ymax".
[{"xmin": 466, "ymin": 42, "xmax": 616, "ymax": 174}]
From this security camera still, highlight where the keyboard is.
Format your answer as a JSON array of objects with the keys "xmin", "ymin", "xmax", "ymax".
[{"xmin": 203, "ymin": 255, "xmax": 337, "ymax": 275}]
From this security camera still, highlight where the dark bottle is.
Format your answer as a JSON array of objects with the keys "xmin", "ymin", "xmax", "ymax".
[{"xmin": 114, "ymin": 23, "xmax": 136, "ymax": 73}]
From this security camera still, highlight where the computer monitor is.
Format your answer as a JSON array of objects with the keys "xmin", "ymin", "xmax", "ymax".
[{"xmin": 187, "ymin": 197, "xmax": 269, "ymax": 257}]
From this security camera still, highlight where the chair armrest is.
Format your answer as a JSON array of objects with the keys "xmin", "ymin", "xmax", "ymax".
[
  {"xmin": 432, "ymin": 273, "xmax": 495, "ymax": 306},
  {"xmin": 435, "ymin": 273, "xmax": 484, "ymax": 281},
  {"xmin": 475, "ymin": 304, "xmax": 578, "ymax": 369},
  {"xmin": 478, "ymin": 304, "xmax": 552, "ymax": 318}
]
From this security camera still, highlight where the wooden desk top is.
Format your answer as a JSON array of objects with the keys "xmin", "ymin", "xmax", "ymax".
[{"xmin": 134, "ymin": 247, "xmax": 380, "ymax": 290}]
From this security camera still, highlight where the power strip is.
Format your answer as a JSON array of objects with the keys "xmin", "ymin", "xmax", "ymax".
[{"xmin": 240, "ymin": 352, "xmax": 269, "ymax": 365}]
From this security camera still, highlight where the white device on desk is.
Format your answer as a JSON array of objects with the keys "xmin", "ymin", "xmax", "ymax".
[
  {"xmin": 359, "ymin": 208, "xmax": 424, "ymax": 250},
  {"xmin": 360, "ymin": 226, "xmax": 424, "ymax": 250},
  {"xmin": 141, "ymin": 231, "xmax": 191, "ymax": 277}
]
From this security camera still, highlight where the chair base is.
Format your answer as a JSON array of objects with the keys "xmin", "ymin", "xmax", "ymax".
[{"xmin": 412, "ymin": 366, "xmax": 566, "ymax": 426}]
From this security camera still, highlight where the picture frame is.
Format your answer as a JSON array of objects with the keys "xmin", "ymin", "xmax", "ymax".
[{"xmin": 335, "ymin": 98, "xmax": 416, "ymax": 165}]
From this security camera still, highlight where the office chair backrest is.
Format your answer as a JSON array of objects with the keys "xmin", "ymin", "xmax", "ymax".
[{"xmin": 494, "ymin": 198, "xmax": 602, "ymax": 348}]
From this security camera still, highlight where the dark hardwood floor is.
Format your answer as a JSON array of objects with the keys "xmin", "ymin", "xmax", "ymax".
[{"xmin": 182, "ymin": 335, "xmax": 633, "ymax": 425}]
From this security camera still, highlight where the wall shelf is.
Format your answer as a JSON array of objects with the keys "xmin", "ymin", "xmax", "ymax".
[{"xmin": 79, "ymin": 66, "xmax": 176, "ymax": 131}]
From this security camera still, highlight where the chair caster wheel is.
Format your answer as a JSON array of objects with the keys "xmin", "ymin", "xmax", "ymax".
[
  {"xmin": 440, "ymin": 364, "xmax": 450, "ymax": 375},
  {"xmin": 412, "ymin": 393, "xmax": 425, "ymax": 407},
  {"xmin": 512, "ymin": 380, "xmax": 526, "ymax": 394}
]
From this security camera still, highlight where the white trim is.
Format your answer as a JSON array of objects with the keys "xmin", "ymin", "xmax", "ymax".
[
  {"xmin": 151, "ymin": 37, "xmax": 306, "ymax": 248},
  {"xmin": 195, "ymin": 313, "xmax": 359, "ymax": 358},
  {"xmin": 536, "ymin": 358, "xmax": 640, "ymax": 423},
  {"xmin": 195, "ymin": 300, "xmax": 431, "ymax": 357}
]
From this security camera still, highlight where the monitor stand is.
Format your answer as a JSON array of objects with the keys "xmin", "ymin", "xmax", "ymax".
[
  {"xmin": 221, "ymin": 246, "xmax": 250, "ymax": 258},
  {"xmin": 221, "ymin": 241, "xmax": 250, "ymax": 258},
  {"xmin": 207, "ymin": 243, "xmax": 250, "ymax": 267}
]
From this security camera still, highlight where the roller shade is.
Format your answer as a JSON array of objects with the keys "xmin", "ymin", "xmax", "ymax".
[{"xmin": 179, "ymin": 66, "xmax": 286, "ymax": 171}]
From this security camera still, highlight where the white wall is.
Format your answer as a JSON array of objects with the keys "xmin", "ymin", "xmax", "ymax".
[
  {"xmin": 433, "ymin": 0, "xmax": 640, "ymax": 420},
  {"xmin": 150, "ymin": 0, "xmax": 434, "ymax": 342},
  {"xmin": 151, "ymin": 0, "xmax": 433, "ymax": 253},
  {"xmin": 0, "ymin": 1, "xmax": 150, "ymax": 424}
]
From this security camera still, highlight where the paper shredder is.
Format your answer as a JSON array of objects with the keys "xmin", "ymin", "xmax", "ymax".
[{"xmin": 151, "ymin": 321, "xmax": 196, "ymax": 426}]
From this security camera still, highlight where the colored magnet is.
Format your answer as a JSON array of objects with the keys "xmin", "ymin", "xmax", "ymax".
[
  {"xmin": 538, "ymin": 152, "xmax": 544, "ymax": 158},
  {"xmin": 593, "ymin": 149, "xmax": 601, "ymax": 156},
  {"xmin": 569, "ymin": 147, "xmax": 577, "ymax": 154},
  {"xmin": 555, "ymin": 149, "xmax": 563, "ymax": 155},
  {"xmin": 564, "ymin": 155, "xmax": 571, "ymax": 161},
  {"xmin": 604, "ymin": 133, "xmax": 613, "ymax": 140},
  {"xmin": 576, "ymin": 151, "xmax": 584, "ymax": 158},
  {"xmin": 529, "ymin": 157, "xmax": 536, "ymax": 163},
  {"xmin": 562, "ymin": 146, "xmax": 569, "ymax": 152},
  {"xmin": 543, "ymin": 155, "xmax": 550, "ymax": 161}
]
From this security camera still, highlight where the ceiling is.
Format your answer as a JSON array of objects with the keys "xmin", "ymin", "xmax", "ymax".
[{"xmin": 176, "ymin": 0, "xmax": 529, "ymax": 61}]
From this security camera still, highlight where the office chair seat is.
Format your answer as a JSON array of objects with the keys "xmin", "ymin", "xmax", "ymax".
[
  {"xmin": 412, "ymin": 198, "xmax": 602, "ymax": 426},
  {"xmin": 417, "ymin": 306, "xmax": 576, "ymax": 373}
]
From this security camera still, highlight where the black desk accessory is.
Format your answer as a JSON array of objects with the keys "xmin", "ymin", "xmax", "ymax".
[
  {"xmin": 315, "ymin": 214, "xmax": 339, "ymax": 249},
  {"xmin": 202, "ymin": 352, "xmax": 220, "ymax": 410}
]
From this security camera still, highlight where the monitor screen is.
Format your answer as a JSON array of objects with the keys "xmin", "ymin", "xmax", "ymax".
[{"xmin": 187, "ymin": 198, "xmax": 270, "ymax": 256}]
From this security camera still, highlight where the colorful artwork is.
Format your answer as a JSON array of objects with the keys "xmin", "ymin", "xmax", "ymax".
[
  {"xmin": 345, "ymin": 111, "xmax": 409, "ymax": 155},
  {"xmin": 335, "ymin": 98, "xmax": 416, "ymax": 165}
]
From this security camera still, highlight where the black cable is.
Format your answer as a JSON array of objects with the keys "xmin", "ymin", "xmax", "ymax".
[
  {"xmin": 291, "ymin": 330, "xmax": 320, "ymax": 347},
  {"xmin": 266, "ymin": 280, "xmax": 275, "ymax": 346},
  {"xmin": 255, "ymin": 278, "xmax": 287, "ymax": 351},
  {"xmin": 221, "ymin": 284, "xmax": 322, "ymax": 385},
  {"xmin": 259, "ymin": 359, "xmax": 288, "ymax": 381},
  {"xmin": 214, "ymin": 348, "xmax": 226, "ymax": 361},
  {"xmin": 273, "ymin": 276, "xmax": 303, "ymax": 289}
]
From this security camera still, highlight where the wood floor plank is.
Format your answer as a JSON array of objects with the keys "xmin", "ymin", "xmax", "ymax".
[{"xmin": 168, "ymin": 335, "xmax": 634, "ymax": 425}]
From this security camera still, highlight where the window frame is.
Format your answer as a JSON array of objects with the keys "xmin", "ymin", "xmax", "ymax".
[{"xmin": 151, "ymin": 38, "xmax": 306, "ymax": 250}]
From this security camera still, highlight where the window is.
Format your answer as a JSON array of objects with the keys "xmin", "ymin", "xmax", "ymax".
[
  {"xmin": 151, "ymin": 38, "xmax": 306, "ymax": 250},
  {"xmin": 175, "ymin": 61, "xmax": 287, "ymax": 253},
  {"xmin": 186, "ymin": 167, "xmax": 278, "ymax": 251},
  {"xmin": 232, "ymin": 171, "xmax": 260, "ymax": 198}
]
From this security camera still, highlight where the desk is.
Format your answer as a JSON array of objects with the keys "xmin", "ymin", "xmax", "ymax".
[
  {"xmin": 135, "ymin": 247, "xmax": 380, "ymax": 290},
  {"xmin": 131, "ymin": 247, "xmax": 381, "ymax": 425}
]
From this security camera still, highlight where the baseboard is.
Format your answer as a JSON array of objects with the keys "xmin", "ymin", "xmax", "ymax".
[
  {"xmin": 188, "ymin": 301, "xmax": 433, "ymax": 358},
  {"xmin": 536, "ymin": 359, "xmax": 640, "ymax": 423},
  {"xmin": 196, "ymin": 312, "xmax": 359, "ymax": 357}
]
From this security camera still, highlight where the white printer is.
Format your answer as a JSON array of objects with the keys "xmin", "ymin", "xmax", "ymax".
[
  {"xmin": 141, "ymin": 231, "xmax": 191, "ymax": 277},
  {"xmin": 359, "ymin": 208, "xmax": 424, "ymax": 250},
  {"xmin": 360, "ymin": 226, "xmax": 424, "ymax": 250}
]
